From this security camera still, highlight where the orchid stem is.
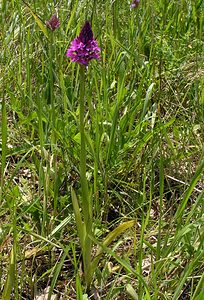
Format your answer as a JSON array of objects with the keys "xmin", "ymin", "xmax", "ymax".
[
  {"xmin": 79, "ymin": 65, "xmax": 89, "ymax": 219},
  {"xmin": 79, "ymin": 65, "xmax": 92, "ymax": 289}
]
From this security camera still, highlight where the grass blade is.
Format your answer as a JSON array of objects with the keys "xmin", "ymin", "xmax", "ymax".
[{"xmin": 2, "ymin": 247, "xmax": 15, "ymax": 300}]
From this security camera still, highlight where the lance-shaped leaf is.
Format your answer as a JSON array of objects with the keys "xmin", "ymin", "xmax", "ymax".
[
  {"xmin": 25, "ymin": 4, "xmax": 48, "ymax": 38},
  {"xmin": 91, "ymin": 220, "xmax": 136, "ymax": 271}
]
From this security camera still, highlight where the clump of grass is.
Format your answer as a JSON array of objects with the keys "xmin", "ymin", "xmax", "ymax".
[{"xmin": 1, "ymin": 0, "xmax": 204, "ymax": 299}]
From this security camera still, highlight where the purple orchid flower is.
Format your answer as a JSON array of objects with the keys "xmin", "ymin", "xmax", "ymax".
[
  {"xmin": 66, "ymin": 21, "xmax": 100, "ymax": 66},
  {"xmin": 131, "ymin": 0, "xmax": 140, "ymax": 9},
  {"xmin": 46, "ymin": 14, "xmax": 60, "ymax": 31}
]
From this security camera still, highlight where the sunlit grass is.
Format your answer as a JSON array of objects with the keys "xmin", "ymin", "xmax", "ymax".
[{"xmin": 1, "ymin": 0, "xmax": 204, "ymax": 299}]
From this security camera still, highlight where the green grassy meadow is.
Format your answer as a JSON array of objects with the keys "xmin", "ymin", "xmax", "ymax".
[{"xmin": 1, "ymin": 0, "xmax": 204, "ymax": 299}]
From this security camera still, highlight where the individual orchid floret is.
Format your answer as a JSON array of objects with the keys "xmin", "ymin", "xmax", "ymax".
[
  {"xmin": 46, "ymin": 14, "xmax": 60, "ymax": 31},
  {"xmin": 66, "ymin": 21, "xmax": 100, "ymax": 66}
]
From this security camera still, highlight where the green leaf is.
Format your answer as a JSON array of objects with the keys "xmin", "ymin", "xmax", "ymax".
[
  {"xmin": 191, "ymin": 272, "xmax": 204, "ymax": 300},
  {"xmin": 71, "ymin": 188, "xmax": 85, "ymax": 248},
  {"xmin": 172, "ymin": 249, "xmax": 204, "ymax": 300},
  {"xmin": 175, "ymin": 159, "xmax": 204, "ymax": 221},
  {"xmin": 92, "ymin": 220, "xmax": 135, "ymax": 270},
  {"xmin": 1, "ymin": 97, "xmax": 7, "ymax": 200},
  {"xmin": 25, "ymin": 5, "xmax": 48, "ymax": 38},
  {"xmin": 48, "ymin": 216, "xmax": 72, "ymax": 239},
  {"xmin": 2, "ymin": 247, "xmax": 15, "ymax": 300},
  {"xmin": 98, "ymin": 220, "xmax": 135, "ymax": 251},
  {"xmin": 126, "ymin": 284, "xmax": 138, "ymax": 300},
  {"xmin": 47, "ymin": 246, "xmax": 69, "ymax": 300},
  {"xmin": 140, "ymin": 82, "xmax": 155, "ymax": 121},
  {"xmin": 76, "ymin": 274, "xmax": 83, "ymax": 300},
  {"xmin": 90, "ymin": 233, "xmax": 149, "ymax": 292}
]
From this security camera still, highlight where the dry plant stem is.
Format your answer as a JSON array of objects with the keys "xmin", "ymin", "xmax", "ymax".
[{"xmin": 79, "ymin": 65, "xmax": 93, "ymax": 289}]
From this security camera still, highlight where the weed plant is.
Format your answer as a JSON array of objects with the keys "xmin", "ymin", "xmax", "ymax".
[{"xmin": 1, "ymin": 0, "xmax": 204, "ymax": 299}]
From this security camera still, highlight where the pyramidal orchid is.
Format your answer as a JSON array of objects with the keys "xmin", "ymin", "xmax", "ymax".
[
  {"xmin": 46, "ymin": 14, "xmax": 60, "ymax": 31},
  {"xmin": 131, "ymin": 0, "xmax": 140, "ymax": 9},
  {"xmin": 67, "ymin": 21, "xmax": 101, "ymax": 289},
  {"xmin": 66, "ymin": 21, "xmax": 100, "ymax": 66}
]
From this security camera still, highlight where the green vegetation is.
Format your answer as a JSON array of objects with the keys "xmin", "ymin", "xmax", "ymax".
[{"xmin": 1, "ymin": 0, "xmax": 204, "ymax": 299}]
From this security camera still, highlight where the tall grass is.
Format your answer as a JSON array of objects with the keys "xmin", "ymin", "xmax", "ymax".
[{"xmin": 1, "ymin": 0, "xmax": 204, "ymax": 299}]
